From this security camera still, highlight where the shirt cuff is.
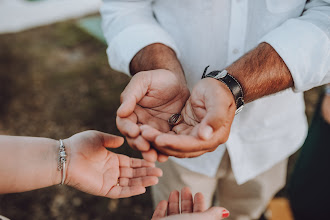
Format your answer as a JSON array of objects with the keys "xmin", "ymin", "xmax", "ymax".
[
  {"xmin": 106, "ymin": 24, "xmax": 180, "ymax": 75},
  {"xmin": 260, "ymin": 19, "xmax": 330, "ymax": 92}
]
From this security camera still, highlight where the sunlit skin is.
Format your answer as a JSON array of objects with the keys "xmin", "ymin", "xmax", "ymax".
[
  {"xmin": 118, "ymin": 42, "xmax": 294, "ymax": 161},
  {"xmin": 0, "ymin": 130, "xmax": 162, "ymax": 198},
  {"xmin": 140, "ymin": 78, "xmax": 235, "ymax": 158},
  {"xmin": 152, "ymin": 187, "xmax": 229, "ymax": 220},
  {"xmin": 65, "ymin": 131, "xmax": 162, "ymax": 198},
  {"xmin": 116, "ymin": 69, "xmax": 190, "ymax": 161}
]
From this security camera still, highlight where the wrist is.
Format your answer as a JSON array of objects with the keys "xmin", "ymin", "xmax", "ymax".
[
  {"xmin": 51, "ymin": 138, "xmax": 71, "ymax": 185},
  {"xmin": 202, "ymin": 67, "xmax": 244, "ymax": 114},
  {"xmin": 130, "ymin": 43, "xmax": 186, "ymax": 83},
  {"xmin": 50, "ymin": 139, "xmax": 61, "ymax": 185}
]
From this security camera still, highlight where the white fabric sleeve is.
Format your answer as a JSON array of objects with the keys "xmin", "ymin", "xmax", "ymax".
[
  {"xmin": 260, "ymin": 0, "xmax": 330, "ymax": 92},
  {"xmin": 100, "ymin": 0, "xmax": 180, "ymax": 75}
]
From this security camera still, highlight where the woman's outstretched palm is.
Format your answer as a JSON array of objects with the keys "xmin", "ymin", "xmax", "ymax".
[{"xmin": 64, "ymin": 130, "xmax": 162, "ymax": 198}]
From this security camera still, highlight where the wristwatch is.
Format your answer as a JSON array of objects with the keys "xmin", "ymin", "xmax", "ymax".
[{"xmin": 201, "ymin": 66, "xmax": 244, "ymax": 114}]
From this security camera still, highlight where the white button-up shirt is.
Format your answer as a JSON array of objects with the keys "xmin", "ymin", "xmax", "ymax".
[{"xmin": 101, "ymin": 0, "xmax": 330, "ymax": 184}]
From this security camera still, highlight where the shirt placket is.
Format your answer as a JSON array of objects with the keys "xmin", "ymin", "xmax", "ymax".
[{"xmin": 226, "ymin": 0, "xmax": 248, "ymax": 66}]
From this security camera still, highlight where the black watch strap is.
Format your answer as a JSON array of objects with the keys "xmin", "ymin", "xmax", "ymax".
[{"xmin": 202, "ymin": 66, "xmax": 244, "ymax": 114}]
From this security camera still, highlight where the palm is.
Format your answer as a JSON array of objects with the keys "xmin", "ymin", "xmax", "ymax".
[
  {"xmin": 68, "ymin": 141, "xmax": 121, "ymax": 197},
  {"xmin": 137, "ymin": 88, "xmax": 188, "ymax": 133},
  {"xmin": 141, "ymin": 78, "xmax": 236, "ymax": 158},
  {"xmin": 152, "ymin": 187, "xmax": 228, "ymax": 220},
  {"xmin": 121, "ymin": 70, "xmax": 189, "ymax": 133},
  {"xmin": 170, "ymin": 79, "xmax": 219, "ymax": 139},
  {"xmin": 116, "ymin": 69, "xmax": 189, "ymax": 162},
  {"xmin": 65, "ymin": 131, "xmax": 162, "ymax": 198},
  {"xmin": 174, "ymin": 93, "xmax": 208, "ymax": 136}
]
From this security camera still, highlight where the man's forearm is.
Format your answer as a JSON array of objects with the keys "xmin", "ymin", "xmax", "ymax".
[
  {"xmin": 226, "ymin": 43, "xmax": 294, "ymax": 103},
  {"xmin": 129, "ymin": 43, "xmax": 186, "ymax": 82}
]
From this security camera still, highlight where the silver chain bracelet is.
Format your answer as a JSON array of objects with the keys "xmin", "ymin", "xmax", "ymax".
[{"xmin": 57, "ymin": 139, "xmax": 67, "ymax": 185}]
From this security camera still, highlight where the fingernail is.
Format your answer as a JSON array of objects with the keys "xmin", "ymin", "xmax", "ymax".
[
  {"xmin": 222, "ymin": 209, "xmax": 230, "ymax": 218},
  {"xmin": 202, "ymin": 126, "xmax": 213, "ymax": 140}
]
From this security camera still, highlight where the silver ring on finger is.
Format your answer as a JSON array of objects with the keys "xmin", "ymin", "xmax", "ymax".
[{"xmin": 168, "ymin": 113, "xmax": 183, "ymax": 126}]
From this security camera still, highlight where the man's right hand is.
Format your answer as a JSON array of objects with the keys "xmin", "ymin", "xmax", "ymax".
[{"xmin": 116, "ymin": 69, "xmax": 190, "ymax": 162}]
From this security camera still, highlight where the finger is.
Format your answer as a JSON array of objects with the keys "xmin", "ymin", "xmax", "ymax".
[
  {"xmin": 198, "ymin": 114, "xmax": 233, "ymax": 142},
  {"xmin": 140, "ymin": 126, "xmax": 172, "ymax": 162},
  {"xmin": 117, "ymin": 95, "xmax": 137, "ymax": 118},
  {"xmin": 159, "ymin": 150, "xmax": 208, "ymax": 158},
  {"xmin": 141, "ymin": 149, "xmax": 158, "ymax": 163},
  {"xmin": 127, "ymin": 135, "xmax": 152, "ymax": 153},
  {"xmin": 172, "ymin": 123, "xmax": 193, "ymax": 135},
  {"xmin": 152, "ymin": 200, "xmax": 168, "ymax": 220},
  {"xmin": 130, "ymin": 157, "xmax": 157, "ymax": 168},
  {"xmin": 119, "ymin": 176, "xmax": 159, "ymax": 187},
  {"xmin": 155, "ymin": 133, "xmax": 219, "ymax": 153},
  {"xmin": 199, "ymin": 118, "xmax": 231, "ymax": 144},
  {"xmin": 119, "ymin": 167, "xmax": 163, "ymax": 178},
  {"xmin": 96, "ymin": 132, "xmax": 125, "ymax": 148},
  {"xmin": 161, "ymin": 150, "xmax": 208, "ymax": 159},
  {"xmin": 157, "ymin": 153, "xmax": 169, "ymax": 162},
  {"xmin": 204, "ymin": 207, "xmax": 230, "ymax": 219},
  {"xmin": 193, "ymin": 192, "xmax": 206, "ymax": 213},
  {"xmin": 133, "ymin": 135, "xmax": 151, "ymax": 152},
  {"xmin": 167, "ymin": 190, "xmax": 180, "ymax": 215},
  {"xmin": 126, "ymin": 137, "xmax": 139, "ymax": 151},
  {"xmin": 140, "ymin": 124, "xmax": 162, "ymax": 143},
  {"xmin": 106, "ymin": 185, "xmax": 146, "ymax": 199},
  {"xmin": 181, "ymin": 187, "xmax": 193, "ymax": 213},
  {"xmin": 154, "ymin": 138, "xmax": 210, "ymax": 158},
  {"xmin": 116, "ymin": 115, "xmax": 140, "ymax": 138},
  {"xmin": 117, "ymin": 154, "xmax": 156, "ymax": 168},
  {"xmin": 198, "ymin": 87, "xmax": 235, "ymax": 141},
  {"xmin": 117, "ymin": 73, "xmax": 150, "ymax": 118}
]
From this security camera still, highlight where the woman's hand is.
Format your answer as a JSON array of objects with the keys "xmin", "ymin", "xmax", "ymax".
[
  {"xmin": 64, "ymin": 130, "xmax": 163, "ymax": 198},
  {"xmin": 152, "ymin": 187, "xmax": 229, "ymax": 220}
]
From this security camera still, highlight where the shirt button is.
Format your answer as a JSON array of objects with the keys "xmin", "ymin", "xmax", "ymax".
[{"xmin": 233, "ymin": 48, "xmax": 239, "ymax": 54}]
